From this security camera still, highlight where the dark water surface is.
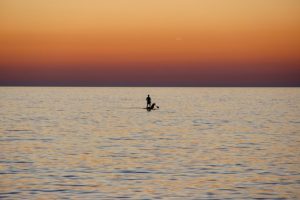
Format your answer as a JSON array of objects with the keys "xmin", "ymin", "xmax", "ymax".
[{"xmin": 0, "ymin": 87, "xmax": 300, "ymax": 199}]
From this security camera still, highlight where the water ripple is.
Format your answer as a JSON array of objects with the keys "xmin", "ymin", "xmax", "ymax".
[{"xmin": 0, "ymin": 87, "xmax": 299, "ymax": 199}]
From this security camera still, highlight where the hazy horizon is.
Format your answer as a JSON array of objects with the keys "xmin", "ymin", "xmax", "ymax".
[
  {"xmin": 1, "ymin": 85, "xmax": 300, "ymax": 87},
  {"xmin": 1, "ymin": 0, "xmax": 299, "ymax": 86}
]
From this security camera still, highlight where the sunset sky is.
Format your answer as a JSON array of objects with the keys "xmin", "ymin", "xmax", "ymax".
[{"xmin": 0, "ymin": 0, "xmax": 299, "ymax": 86}]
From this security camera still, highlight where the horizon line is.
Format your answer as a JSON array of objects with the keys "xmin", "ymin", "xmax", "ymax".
[{"xmin": 0, "ymin": 85, "xmax": 299, "ymax": 88}]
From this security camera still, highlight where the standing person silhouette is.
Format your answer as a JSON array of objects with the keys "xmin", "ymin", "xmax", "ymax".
[{"xmin": 146, "ymin": 94, "xmax": 151, "ymax": 108}]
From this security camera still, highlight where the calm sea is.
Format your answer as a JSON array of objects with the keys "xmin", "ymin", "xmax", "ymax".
[{"xmin": 0, "ymin": 87, "xmax": 300, "ymax": 199}]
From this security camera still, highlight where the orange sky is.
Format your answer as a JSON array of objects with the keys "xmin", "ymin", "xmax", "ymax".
[{"xmin": 0, "ymin": 0, "xmax": 300, "ymax": 86}]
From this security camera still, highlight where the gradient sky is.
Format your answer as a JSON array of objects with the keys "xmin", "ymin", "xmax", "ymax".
[{"xmin": 0, "ymin": 0, "xmax": 299, "ymax": 86}]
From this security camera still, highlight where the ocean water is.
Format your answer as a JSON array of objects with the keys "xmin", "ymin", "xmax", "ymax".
[{"xmin": 0, "ymin": 87, "xmax": 300, "ymax": 199}]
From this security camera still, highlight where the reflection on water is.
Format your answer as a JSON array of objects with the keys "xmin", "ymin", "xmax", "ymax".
[{"xmin": 0, "ymin": 87, "xmax": 300, "ymax": 199}]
